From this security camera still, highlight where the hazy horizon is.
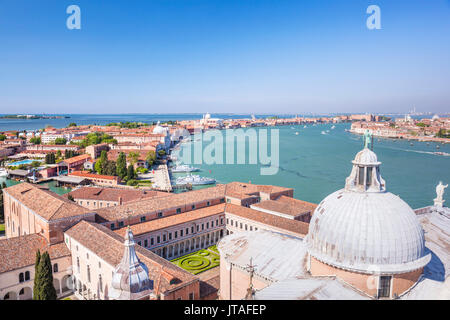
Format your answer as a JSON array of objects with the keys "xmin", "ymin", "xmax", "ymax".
[{"xmin": 1, "ymin": 0, "xmax": 449, "ymax": 114}]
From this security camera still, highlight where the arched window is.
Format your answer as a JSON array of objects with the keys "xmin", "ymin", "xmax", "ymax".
[
  {"xmin": 53, "ymin": 263, "xmax": 58, "ymax": 273},
  {"xmin": 77, "ymin": 257, "xmax": 80, "ymax": 273},
  {"xmin": 19, "ymin": 273, "xmax": 24, "ymax": 283},
  {"xmin": 19, "ymin": 288, "xmax": 24, "ymax": 295}
]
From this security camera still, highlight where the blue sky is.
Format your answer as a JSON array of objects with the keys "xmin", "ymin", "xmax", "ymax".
[{"xmin": 0, "ymin": 0, "xmax": 449, "ymax": 114}]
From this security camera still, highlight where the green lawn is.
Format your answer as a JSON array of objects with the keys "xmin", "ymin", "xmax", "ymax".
[{"xmin": 171, "ymin": 249, "xmax": 220, "ymax": 275}]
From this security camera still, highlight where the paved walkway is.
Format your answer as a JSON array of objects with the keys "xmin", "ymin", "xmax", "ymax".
[{"xmin": 148, "ymin": 164, "xmax": 172, "ymax": 192}]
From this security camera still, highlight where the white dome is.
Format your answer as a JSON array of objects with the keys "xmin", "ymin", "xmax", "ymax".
[
  {"xmin": 352, "ymin": 148, "xmax": 380, "ymax": 166},
  {"xmin": 306, "ymin": 189, "xmax": 430, "ymax": 274},
  {"xmin": 307, "ymin": 146, "xmax": 431, "ymax": 275},
  {"xmin": 432, "ymin": 114, "xmax": 440, "ymax": 120},
  {"xmin": 153, "ymin": 125, "xmax": 167, "ymax": 135}
]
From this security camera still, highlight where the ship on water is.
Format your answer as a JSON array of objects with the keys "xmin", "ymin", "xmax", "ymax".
[
  {"xmin": 175, "ymin": 174, "xmax": 216, "ymax": 185},
  {"xmin": 171, "ymin": 164, "xmax": 200, "ymax": 173}
]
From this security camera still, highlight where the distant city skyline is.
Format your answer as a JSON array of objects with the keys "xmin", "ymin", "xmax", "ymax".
[{"xmin": 0, "ymin": 0, "xmax": 449, "ymax": 114}]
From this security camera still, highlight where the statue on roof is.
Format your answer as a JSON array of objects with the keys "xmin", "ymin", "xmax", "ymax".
[
  {"xmin": 363, "ymin": 129, "xmax": 372, "ymax": 149},
  {"xmin": 434, "ymin": 181, "xmax": 448, "ymax": 208}
]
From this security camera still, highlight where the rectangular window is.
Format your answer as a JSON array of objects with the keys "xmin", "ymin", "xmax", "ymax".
[
  {"xmin": 180, "ymin": 230, "xmax": 183, "ymax": 237},
  {"xmin": 144, "ymin": 240, "xmax": 148, "ymax": 247},
  {"xmin": 110, "ymin": 223, "xmax": 115, "ymax": 230},
  {"xmin": 175, "ymin": 231, "xmax": 178, "ymax": 238},
  {"xmin": 118, "ymin": 221, "xmax": 124, "ymax": 227},
  {"xmin": 220, "ymin": 198, "xmax": 225, "ymax": 203},
  {"xmin": 207, "ymin": 201, "xmax": 210, "ymax": 206},
  {"xmin": 378, "ymin": 276, "xmax": 391, "ymax": 298},
  {"xmin": 221, "ymin": 218, "xmax": 224, "ymax": 225},
  {"xmin": 358, "ymin": 167, "xmax": 365, "ymax": 185},
  {"xmin": 366, "ymin": 167, "xmax": 373, "ymax": 187},
  {"xmin": 189, "ymin": 293, "xmax": 194, "ymax": 300},
  {"xmin": 176, "ymin": 208, "xmax": 181, "ymax": 214},
  {"xmin": 163, "ymin": 234, "xmax": 166, "ymax": 242},
  {"xmin": 158, "ymin": 212, "xmax": 163, "ymax": 218},
  {"xmin": 192, "ymin": 205, "xmax": 196, "ymax": 210},
  {"xmin": 186, "ymin": 228, "xmax": 189, "ymax": 235},
  {"xmin": 140, "ymin": 216, "xmax": 146, "ymax": 222},
  {"xmin": 151, "ymin": 238, "xmax": 154, "ymax": 245},
  {"xmin": 157, "ymin": 236, "xmax": 160, "ymax": 243},
  {"xmin": 169, "ymin": 233, "xmax": 172, "ymax": 240},
  {"xmin": 206, "ymin": 222, "xmax": 209, "ymax": 229}
]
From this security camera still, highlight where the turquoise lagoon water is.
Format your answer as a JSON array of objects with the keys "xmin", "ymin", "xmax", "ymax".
[{"xmin": 175, "ymin": 123, "xmax": 450, "ymax": 209}]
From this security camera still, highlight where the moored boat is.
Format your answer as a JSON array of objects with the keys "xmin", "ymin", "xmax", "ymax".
[{"xmin": 175, "ymin": 174, "xmax": 216, "ymax": 185}]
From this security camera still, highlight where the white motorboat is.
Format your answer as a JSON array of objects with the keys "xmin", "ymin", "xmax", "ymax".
[
  {"xmin": 175, "ymin": 174, "xmax": 216, "ymax": 185},
  {"xmin": 171, "ymin": 164, "xmax": 199, "ymax": 173},
  {"xmin": 295, "ymin": 132, "xmax": 299, "ymax": 135}
]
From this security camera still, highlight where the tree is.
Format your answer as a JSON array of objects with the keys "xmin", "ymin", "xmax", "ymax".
[
  {"xmin": 0, "ymin": 134, "xmax": 6, "ymax": 141},
  {"xmin": 33, "ymin": 251, "xmax": 57, "ymax": 300},
  {"xmin": 95, "ymin": 150, "xmax": 108, "ymax": 174},
  {"xmin": 127, "ymin": 151, "xmax": 140, "ymax": 166},
  {"xmin": 127, "ymin": 164, "xmax": 135, "ymax": 181},
  {"xmin": 56, "ymin": 150, "xmax": 62, "ymax": 159},
  {"xmin": 158, "ymin": 149, "xmax": 166, "ymax": 157},
  {"xmin": 45, "ymin": 153, "xmax": 56, "ymax": 164},
  {"xmin": 67, "ymin": 194, "xmax": 75, "ymax": 202},
  {"xmin": 146, "ymin": 150, "xmax": 156, "ymax": 167},
  {"xmin": 33, "ymin": 250, "xmax": 41, "ymax": 300},
  {"xmin": 116, "ymin": 152, "xmax": 127, "ymax": 179},
  {"xmin": 67, "ymin": 122, "xmax": 77, "ymax": 127},
  {"xmin": 104, "ymin": 160, "xmax": 117, "ymax": 176},
  {"xmin": 54, "ymin": 138, "xmax": 67, "ymax": 145},
  {"xmin": 29, "ymin": 136, "xmax": 41, "ymax": 144}
]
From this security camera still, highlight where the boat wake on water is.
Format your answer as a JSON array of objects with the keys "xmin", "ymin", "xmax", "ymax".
[{"xmin": 382, "ymin": 146, "xmax": 450, "ymax": 157}]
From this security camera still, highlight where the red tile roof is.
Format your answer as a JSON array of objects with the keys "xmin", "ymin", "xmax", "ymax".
[
  {"xmin": 225, "ymin": 203, "xmax": 309, "ymax": 236},
  {"xmin": 65, "ymin": 221, "xmax": 198, "ymax": 295},
  {"xmin": 69, "ymin": 171, "xmax": 119, "ymax": 181},
  {"xmin": 0, "ymin": 234, "xmax": 70, "ymax": 273},
  {"xmin": 67, "ymin": 187, "xmax": 167, "ymax": 203},
  {"xmin": 3, "ymin": 182, "xmax": 92, "ymax": 221},
  {"xmin": 114, "ymin": 204, "xmax": 225, "ymax": 237}
]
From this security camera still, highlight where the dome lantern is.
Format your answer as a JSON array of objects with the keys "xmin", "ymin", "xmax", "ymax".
[
  {"xmin": 110, "ymin": 226, "xmax": 153, "ymax": 300},
  {"xmin": 345, "ymin": 130, "xmax": 385, "ymax": 193}
]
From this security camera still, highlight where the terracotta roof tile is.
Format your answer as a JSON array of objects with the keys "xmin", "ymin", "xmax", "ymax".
[
  {"xmin": 95, "ymin": 185, "xmax": 227, "ymax": 221},
  {"xmin": 114, "ymin": 204, "xmax": 226, "ymax": 236},
  {"xmin": 225, "ymin": 203, "xmax": 309, "ymax": 236},
  {"xmin": 252, "ymin": 196, "xmax": 317, "ymax": 217},
  {"xmin": 65, "ymin": 221, "xmax": 198, "ymax": 294},
  {"xmin": 3, "ymin": 182, "xmax": 92, "ymax": 221},
  {"xmin": 67, "ymin": 187, "xmax": 167, "ymax": 203},
  {"xmin": 0, "ymin": 234, "xmax": 70, "ymax": 273}
]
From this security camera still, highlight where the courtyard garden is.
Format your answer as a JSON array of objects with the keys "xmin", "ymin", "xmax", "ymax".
[{"xmin": 170, "ymin": 248, "xmax": 220, "ymax": 275}]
